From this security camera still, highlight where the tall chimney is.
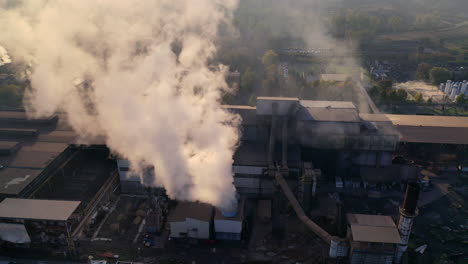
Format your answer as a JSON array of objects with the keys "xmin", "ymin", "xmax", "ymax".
[{"xmin": 395, "ymin": 182, "xmax": 420, "ymax": 263}]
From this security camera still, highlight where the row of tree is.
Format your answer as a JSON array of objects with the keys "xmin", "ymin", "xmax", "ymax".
[
  {"xmin": 415, "ymin": 63, "xmax": 453, "ymax": 84},
  {"xmin": 328, "ymin": 11, "xmax": 442, "ymax": 43},
  {"xmin": 0, "ymin": 84, "xmax": 24, "ymax": 108},
  {"xmin": 369, "ymin": 80, "xmax": 409, "ymax": 103}
]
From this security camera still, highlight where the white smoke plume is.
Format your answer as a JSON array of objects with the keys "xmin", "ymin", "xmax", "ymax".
[
  {"xmin": 0, "ymin": 0, "xmax": 241, "ymax": 209},
  {"xmin": 0, "ymin": 45, "xmax": 11, "ymax": 66}
]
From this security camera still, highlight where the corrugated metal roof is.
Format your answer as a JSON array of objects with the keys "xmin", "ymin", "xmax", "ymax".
[
  {"xmin": 257, "ymin": 97, "xmax": 299, "ymax": 101},
  {"xmin": 347, "ymin": 214, "xmax": 396, "ymax": 227},
  {"xmin": 0, "ymin": 198, "xmax": 80, "ymax": 221},
  {"xmin": 350, "ymin": 225, "xmax": 401, "ymax": 244},
  {"xmin": 0, "ymin": 168, "xmax": 42, "ymax": 195},
  {"xmin": 320, "ymin": 74, "xmax": 352, "ymax": 82},
  {"xmin": 347, "ymin": 214, "xmax": 400, "ymax": 244},
  {"xmin": 396, "ymin": 126, "xmax": 468, "ymax": 145},
  {"xmin": 386, "ymin": 114, "xmax": 468, "ymax": 128},
  {"xmin": 298, "ymin": 107, "xmax": 359, "ymax": 122},
  {"xmin": 359, "ymin": 113, "xmax": 392, "ymax": 122},
  {"xmin": 300, "ymin": 100, "xmax": 356, "ymax": 109},
  {"xmin": 0, "ymin": 111, "xmax": 28, "ymax": 120},
  {"xmin": 168, "ymin": 202, "xmax": 213, "ymax": 222}
]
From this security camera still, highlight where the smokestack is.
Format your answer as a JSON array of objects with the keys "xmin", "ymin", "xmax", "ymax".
[
  {"xmin": 395, "ymin": 182, "xmax": 420, "ymax": 264},
  {"xmin": 402, "ymin": 182, "xmax": 420, "ymax": 216}
]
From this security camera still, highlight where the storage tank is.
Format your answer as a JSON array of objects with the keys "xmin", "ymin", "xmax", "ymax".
[
  {"xmin": 444, "ymin": 80, "xmax": 452, "ymax": 94},
  {"xmin": 461, "ymin": 81, "xmax": 468, "ymax": 95}
]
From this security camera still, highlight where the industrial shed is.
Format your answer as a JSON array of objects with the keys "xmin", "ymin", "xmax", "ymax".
[
  {"xmin": 346, "ymin": 214, "xmax": 401, "ymax": 264},
  {"xmin": 214, "ymin": 197, "xmax": 245, "ymax": 240},
  {"xmin": 0, "ymin": 198, "xmax": 81, "ymax": 250},
  {"xmin": 168, "ymin": 202, "xmax": 213, "ymax": 240}
]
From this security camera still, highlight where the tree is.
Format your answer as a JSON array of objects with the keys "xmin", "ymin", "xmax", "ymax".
[
  {"xmin": 262, "ymin": 50, "xmax": 278, "ymax": 67},
  {"xmin": 377, "ymin": 79, "xmax": 393, "ymax": 90},
  {"xmin": 0, "ymin": 84, "xmax": 23, "ymax": 107},
  {"xmin": 240, "ymin": 67, "xmax": 255, "ymax": 94},
  {"xmin": 414, "ymin": 92, "xmax": 424, "ymax": 103},
  {"xmin": 395, "ymin": 88, "xmax": 408, "ymax": 101},
  {"xmin": 456, "ymin": 93, "xmax": 466, "ymax": 105},
  {"xmin": 429, "ymin": 67, "xmax": 452, "ymax": 84},
  {"xmin": 416, "ymin": 63, "xmax": 433, "ymax": 80}
]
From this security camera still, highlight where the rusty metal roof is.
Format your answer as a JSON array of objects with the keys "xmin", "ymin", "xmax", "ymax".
[{"xmin": 168, "ymin": 202, "xmax": 213, "ymax": 222}]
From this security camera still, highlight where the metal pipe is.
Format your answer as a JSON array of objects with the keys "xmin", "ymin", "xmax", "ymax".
[
  {"xmin": 268, "ymin": 103, "xmax": 278, "ymax": 171},
  {"xmin": 282, "ymin": 103, "xmax": 297, "ymax": 169},
  {"xmin": 281, "ymin": 116, "xmax": 288, "ymax": 169},
  {"xmin": 275, "ymin": 171, "xmax": 332, "ymax": 243}
]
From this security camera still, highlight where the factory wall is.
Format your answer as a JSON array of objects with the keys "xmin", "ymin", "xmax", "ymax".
[
  {"xmin": 169, "ymin": 218, "xmax": 210, "ymax": 239},
  {"xmin": 298, "ymin": 121, "xmax": 360, "ymax": 136},
  {"xmin": 214, "ymin": 219, "xmax": 242, "ymax": 234},
  {"xmin": 350, "ymin": 251, "xmax": 394, "ymax": 264}
]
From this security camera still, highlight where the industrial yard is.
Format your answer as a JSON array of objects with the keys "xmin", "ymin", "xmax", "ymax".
[{"xmin": 0, "ymin": 0, "xmax": 467, "ymax": 264}]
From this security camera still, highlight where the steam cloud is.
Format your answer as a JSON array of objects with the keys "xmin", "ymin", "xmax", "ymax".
[
  {"xmin": 0, "ymin": 0, "xmax": 240, "ymax": 209},
  {"xmin": 0, "ymin": 45, "xmax": 11, "ymax": 66}
]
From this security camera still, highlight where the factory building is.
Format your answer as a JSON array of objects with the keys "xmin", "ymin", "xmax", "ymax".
[
  {"xmin": 227, "ymin": 97, "xmax": 399, "ymax": 195},
  {"xmin": 168, "ymin": 202, "xmax": 213, "ymax": 240},
  {"xmin": 346, "ymin": 214, "xmax": 401, "ymax": 264}
]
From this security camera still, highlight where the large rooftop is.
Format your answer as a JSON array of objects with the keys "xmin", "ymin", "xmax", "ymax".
[
  {"xmin": 168, "ymin": 202, "xmax": 213, "ymax": 222},
  {"xmin": 0, "ymin": 111, "xmax": 75, "ymax": 197},
  {"xmin": 361, "ymin": 113, "xmax": 468, "ymax": 145},
  {"xmin": 0, "ymin": 198, "xmax": 80, "ymax": 221}
]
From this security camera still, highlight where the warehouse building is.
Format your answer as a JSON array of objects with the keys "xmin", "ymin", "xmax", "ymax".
[{"xmin": 168, "ymin": 202, "xmax": 213, "ymax": 240}]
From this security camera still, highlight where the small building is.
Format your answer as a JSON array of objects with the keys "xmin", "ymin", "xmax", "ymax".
[
  {"xmin": 168, "ymin": 202, "xmax": 213, "ymax": 240},
  {"xmin": 214, "ymin": 197, "xmax": 245, "ymax": 240},
  {"xmin": 346, "ymin": 214, "xmax": 401, "ymax": 264}
]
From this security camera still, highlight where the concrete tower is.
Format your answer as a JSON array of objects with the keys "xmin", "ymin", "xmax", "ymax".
[{"xmin": 395, "ymin": 182, "xmax": 420, "ymax": 263}]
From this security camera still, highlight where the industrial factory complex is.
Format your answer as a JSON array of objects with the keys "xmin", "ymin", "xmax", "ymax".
[{"xmin": 0, "ymin": 96, "xmax": 467, "ymax": 263}]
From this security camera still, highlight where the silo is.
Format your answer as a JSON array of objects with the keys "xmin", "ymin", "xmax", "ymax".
[
  {"xmin": 461, "ymin": 81, "xmax": 468, "ymax": 95},
  {"xmin": 444, "ymin": 80, "xmax": 452, "ymax": 94}
]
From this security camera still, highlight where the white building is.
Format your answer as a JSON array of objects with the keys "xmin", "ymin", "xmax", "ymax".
[
  {"xmin": 168, "ymin": 202, "xmax": 213, "ymax": 240},
  {"xmin": 214, "ymin": 197, "xmax": 245, "ymax": 240}
]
